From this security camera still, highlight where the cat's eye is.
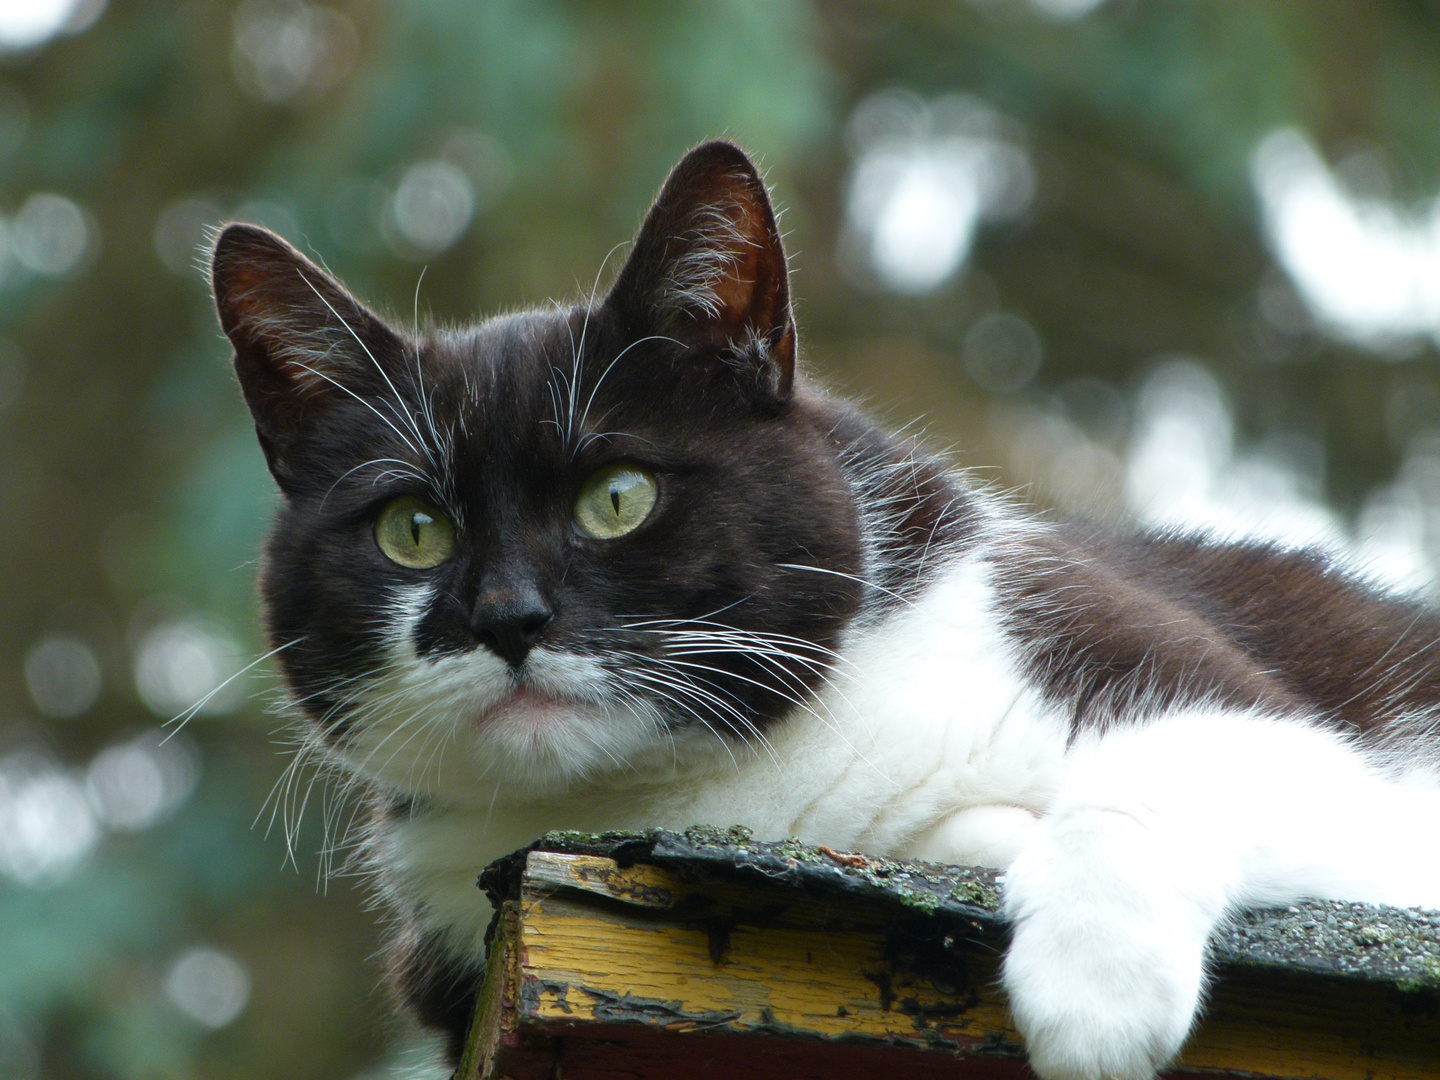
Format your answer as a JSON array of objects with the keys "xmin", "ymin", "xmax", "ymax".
[
  {"xmin": 374, "ymin": 497, "xmax": 456, "ymax": 569},
  {"xmin": 574, "ymin": 463, "xmax": 658, "ymax": 540}
]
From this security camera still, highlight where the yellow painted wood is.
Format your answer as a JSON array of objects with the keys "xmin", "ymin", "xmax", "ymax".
[
  {"xmin": 1179, "ymin": 977, "xmax": 1440, "ymax": 1080},
  {"xmin": 516, "ymin": 853, "xmax": 1018, "ymax": 1050},
  {"xmin": 524, "ymin": 849, "xmax": 681, "ymax": 909},
  {"xmin": 463, "ymin": 851, "xmax": 1440, "ymax": 1080}
]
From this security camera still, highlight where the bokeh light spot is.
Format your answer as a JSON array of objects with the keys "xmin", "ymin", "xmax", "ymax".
[
  {"xmin": 0, "ymin": 753, "xmax": 100, "ymax": 885},
  {"xmin": 0, "ymin": 0, "xmax": 103, "ymax": 51},
  {"xmin": 86, "ymin": 731, "xmax": 201, "ymax": 832},
  {"xmin": 164, "ymin": 948, "xmax": 252, "ymax": 1029},
  {"xmin": 231, "ymin": 1, "xmax": 358, "ymax": 105},
  {"xmin": 133, "ymin": 618, "xmax": 246, "ymax": 719},
  {"xmin": 387, "ymin": 160, "xmax": 475, "ymax": 256},
  {"xmin": 1125, "ymin": 359, "xmax": 1343, "ymax": 552},
  {"xmin": 10, "ymin": 193, "xmax": 93, "ymax": 276},
  {"xmin": 1253, "ymin": 129, "xmax": 1440, "ymax": 352},
  {"xmin": 24, "ymin": 633, "xmax": 102, "ymax": 719},
  {"xmin": 963, "ymin": 312, "xmax": 1044, "ymax": 393},
  {"xmin": 840, "ymin": 89, "xmax": 1033, "ymax": 294}
]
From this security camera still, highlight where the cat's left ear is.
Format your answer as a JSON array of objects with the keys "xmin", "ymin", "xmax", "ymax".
[
  {"xmin": 210, "ymin": 224, "xmax": 408, "ymax": 491},
  {"xmin": 605, "ymin": 140, "xmax": 795, "ymax": 406}
]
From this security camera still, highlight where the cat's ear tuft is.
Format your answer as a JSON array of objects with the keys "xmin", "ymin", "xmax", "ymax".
[
  {"xmin": 210, "ymin": 224, "xmax": 406, "ymax": 487},
  {"xmin": 606, "ymin": 140, "xmax": 796, "ymax": 405}
]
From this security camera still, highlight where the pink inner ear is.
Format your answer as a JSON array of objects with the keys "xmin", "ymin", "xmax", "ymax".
[
  {"xmin": 224, "ymin": 274, "xmax": 334, "ymax": 400},
  {"xmin": 680, "ymin": 174, "xmax": 789, "ymax": 339},
  {"xmin": 709, "ymin": 204, "xmax": 766, "ymax": 323},
  {"xmin": 220, "ymin": 265, "xmax": 282, "ymax": 338},
  {"xmin": 602, "ymin": 140, "xmax": 796, "ymax": 399}
]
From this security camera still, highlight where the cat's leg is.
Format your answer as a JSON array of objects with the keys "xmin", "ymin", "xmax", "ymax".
[
  {"xmin": 387, "ymin": 919, "xmax": 485, "ymax": 1069},
  {"xmin": 1001, "ymin": 708, "xmax": 1440, "ymax": 1080}
]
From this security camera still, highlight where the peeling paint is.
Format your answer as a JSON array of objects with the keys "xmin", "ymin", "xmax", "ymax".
[{"xmin": 483, "ymin": 827, "xmax": 1439, "ymax": 991}]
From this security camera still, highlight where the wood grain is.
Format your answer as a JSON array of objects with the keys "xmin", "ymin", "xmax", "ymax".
[{"xmin": 462, "ymin": 843, "xmax": 1440, "ymax": 1080}]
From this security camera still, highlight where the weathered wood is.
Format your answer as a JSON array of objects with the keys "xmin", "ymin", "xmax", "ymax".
[{"xmin": 461, "ymin": 828, "xmax": 1440, "ymax": 1080}]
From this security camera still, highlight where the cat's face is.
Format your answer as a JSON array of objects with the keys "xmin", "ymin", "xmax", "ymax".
[{"xmin": 212, "ymin": 142, "xmax": 865, "ymax": 800}]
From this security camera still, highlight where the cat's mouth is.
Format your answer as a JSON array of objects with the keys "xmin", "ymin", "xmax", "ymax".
[{"xmin": 476, "ymin": 686, "xmax": 575, "ymax": 728}]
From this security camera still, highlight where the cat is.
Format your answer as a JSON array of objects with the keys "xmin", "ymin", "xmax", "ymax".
[{"xmin": 210, "ymin": 139, "xmax": 1440, "ymax": 1080}]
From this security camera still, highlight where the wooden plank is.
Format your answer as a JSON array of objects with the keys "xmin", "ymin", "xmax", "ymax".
[
  {"xmin": 515, "ymin": 854, "xmax": 1017, "ymax": 1052},
  {"xmin": 463, "ymin": 836, "xmax": 1440, "ymax": 1080},
  {"xmin": 512, "ymin": 1023, "xmax": 1029, "ymax": 1080}
]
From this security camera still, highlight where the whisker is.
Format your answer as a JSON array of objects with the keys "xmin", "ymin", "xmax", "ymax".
[
  {"xmin": 776, "ymin": 562, "xmax": 916, "ymax": 608},
  {"xmin": 288, "ymin": 360, "xmax": 425, "ymax": 460},
  {"xmin": 321, "ymin": 458, "xmax": 430, "ymax": 507},
  {"xmin": 295, "ymin": 270, "xmax": 434, "ymax": 466},
  {"xmin": 572, "ymin": 333, "xmax": 683, "ymax": 459},
  {"xmin": 165, "ymin": 638, "xmax": 304, "ymax": 741}
]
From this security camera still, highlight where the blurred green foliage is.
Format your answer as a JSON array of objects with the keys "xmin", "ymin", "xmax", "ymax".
[{"xmin": 2, "ymin": 2, "xmax": 1438, "ymax": 1077}]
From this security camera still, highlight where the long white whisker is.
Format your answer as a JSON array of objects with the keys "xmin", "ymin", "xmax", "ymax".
[
  {"xmin": 567, "ymin": 240, "xmax": 630, "ymax": 447},
  {"xmin": 572, "ymin": 334, "xmax": 683, "ymax": 458},
  {"xmin": 321, "ymin": 458, "xmax": 431, "ymax": 507},
  {"xmin": 638, "ymin": 645, "xmax": 878, "ymax": 771},
  {"xmin": 165, "ymin": 638, "xmax": 304, "ymax": 740},
  {"xmin": 295, "ymin": 270, "xmax": 433, "ymax": 464},
  {"xmin": 775, "ymin": 562, "xmax": 915, "ymax": 608},
  {"xmin": 288, "ymin": 361, "xmax": 425, "ymax": 459},
  {"xmin": 621, "ymin": 651, "xmax": 781, "ymax": 749},
  {"xmin": 624, "ymin": 668, "xmax": 745, "ymax": 770}
]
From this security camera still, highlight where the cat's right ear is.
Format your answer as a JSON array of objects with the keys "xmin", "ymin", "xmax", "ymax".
[
  {"xmin": 210, "ymin": 224, "xmax": 406, "ymax": 491},
  {"xmin": 605, "ymin": 140, "xmax": 796, "ymax": 409}
]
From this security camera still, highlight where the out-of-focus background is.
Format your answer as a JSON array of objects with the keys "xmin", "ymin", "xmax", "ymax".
[{"xmin": 4, "ymin": 1, "xmax": 1440, "ymax": 1076}]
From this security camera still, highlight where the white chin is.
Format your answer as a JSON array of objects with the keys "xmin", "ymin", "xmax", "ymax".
[
  {"xmin": 348, "ymin": 642, "xmax": 677, "ymax": 799},
  {"xmin": 475, "ymin": 703, "xmax": 659, "ymax": 793}
]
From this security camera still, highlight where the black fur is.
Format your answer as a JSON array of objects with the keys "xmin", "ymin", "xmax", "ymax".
[{"xmin": 995, "ymin": 527, "xmax": 1440, "ymax": 736}]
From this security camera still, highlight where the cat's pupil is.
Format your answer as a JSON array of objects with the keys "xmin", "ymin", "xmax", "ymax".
[
  {"xmin": 410, "ymin": 514, "xmax": 425, "ymax": 545},
  {"xmin": 610, "ymin": 486, "xmax": 621, "ymax": 515}
]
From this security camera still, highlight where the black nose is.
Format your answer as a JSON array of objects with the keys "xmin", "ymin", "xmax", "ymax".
[{"xmin": 469, "ymin": 586, "xmax": 553, "ymax": 668}]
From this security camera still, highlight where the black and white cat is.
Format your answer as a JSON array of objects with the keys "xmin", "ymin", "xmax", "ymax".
[{"xmin": 210, "ymin": 140, "xmax": 1440, "ymax": 1080}]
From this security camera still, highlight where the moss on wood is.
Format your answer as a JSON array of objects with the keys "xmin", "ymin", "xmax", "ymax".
[{"xmin": 481, "ymin": 826, "xmax": 1439, "ymax": 991}]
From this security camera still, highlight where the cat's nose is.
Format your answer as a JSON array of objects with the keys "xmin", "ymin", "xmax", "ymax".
[{"xmin": 469, "ymin": 587, "xmax": 553, "ymax": 668}]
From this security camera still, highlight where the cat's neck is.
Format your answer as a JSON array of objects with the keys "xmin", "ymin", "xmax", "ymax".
[{"xmin": 791, "ymin": 384, "xmax": 984, "ymax": 621}]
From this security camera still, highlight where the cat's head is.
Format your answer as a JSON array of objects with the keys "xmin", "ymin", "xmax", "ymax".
[{"xmin": 211, "ymin": 141, "xmax": 866, "ymax": 800}]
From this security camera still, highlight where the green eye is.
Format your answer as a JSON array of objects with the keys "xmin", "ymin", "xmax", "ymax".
[
  {"xmin": 375, "ymin": 497, "xmax": 456, "ymax": 569},
  {"xmin": 574, "ymin": 463, "xmax": 658, "ymax": 540}
]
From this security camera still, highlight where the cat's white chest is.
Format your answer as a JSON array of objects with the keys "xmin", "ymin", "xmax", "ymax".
[{"xmin": 661, "ymin": 555, "xmax": 1070, "ymax": 852}]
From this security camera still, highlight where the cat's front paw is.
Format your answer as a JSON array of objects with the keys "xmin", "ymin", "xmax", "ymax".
[{"xmin": 1001, "ymin": 838, "xmax": 1208, "ymax": 1080}]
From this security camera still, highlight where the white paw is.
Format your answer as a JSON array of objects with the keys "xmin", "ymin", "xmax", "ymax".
[{"xmin": 1001, "ymin": 829, "xmax": 1209, "ymax": 1080}]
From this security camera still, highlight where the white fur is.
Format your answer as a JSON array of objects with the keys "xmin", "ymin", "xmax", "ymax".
[
  {"xmin": 339, "ymin": 520, "xmax": 1440, "ymax": 1080},
  {"xmin": 1002, "ymin": 711, "xmax": 1440, "ymax": 1080}
]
